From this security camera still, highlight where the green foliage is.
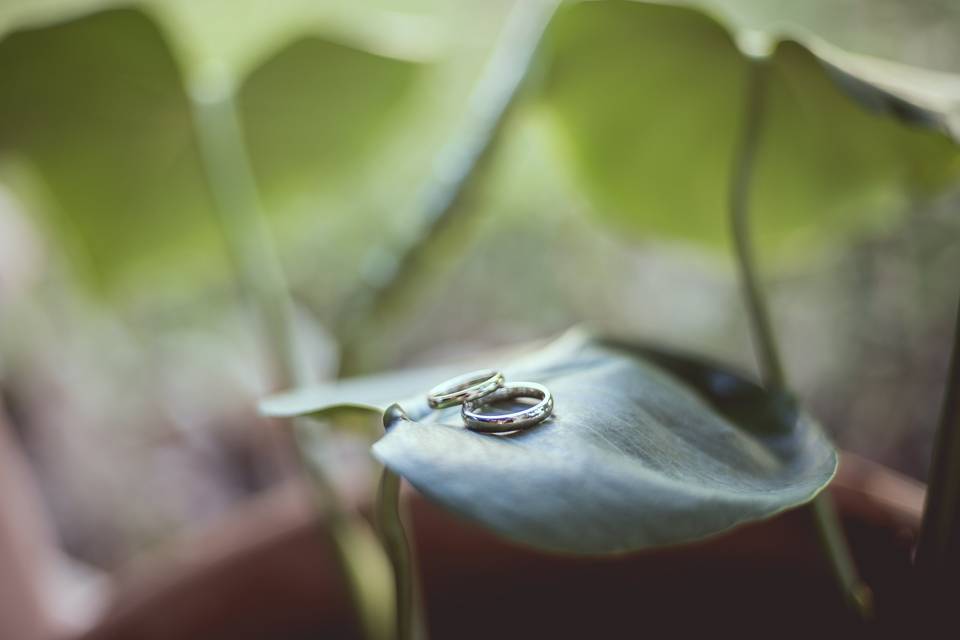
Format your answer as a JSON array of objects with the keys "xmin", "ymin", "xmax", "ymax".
[
  {"xmin": 3, "ymin": 0, "xmax": 957, "ymax": 298},
  {"xmin": 239, "ymin": 37, "xmax": 418, "ymax": 221},
  {"xmin": 0, "ymin": 9, "xmax": 224, "ymax": 294},
  {"xmin": 752, "ymin": 40, "xmax": 958, "ymax": 253},
  {"xmin": 261, "ymin": 361, "xmax": 467, "ymax": 418},
  {"xmin": 0, "ymin": 0, "xmax": 108, "ymax": 36},
  {"xmin": 0, "ymin": 7, "xmax": 421, "ymax": 297},
  {"xmin": 264, "ymin": 331, "xmax": 837, "ymax": 554},
  {"xmin": 149, "ymin": 0, "xmax": 441, "ymax": 81},
  {"xmin": 539, "ymin": 1, "xmax": 744, "ymax": 247},
  {"xmin": 539, "ymin": 1, "xmax": 960, "ymax": 262},
  {"xmin": 682, "ymin": 0, "xmax": 960, "ymax": 77}
]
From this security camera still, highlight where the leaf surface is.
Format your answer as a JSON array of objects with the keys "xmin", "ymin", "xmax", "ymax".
[
  {"xmin": 264, "ymin": 331, "xmax": 837, "ymax": 554},
  {"xmin": 539, "ymin": 1, "xmax": 960, "ymax": 261},
  {"xmin": 0, "ymin": 8, "xmax": 420, "ymax": 297}
]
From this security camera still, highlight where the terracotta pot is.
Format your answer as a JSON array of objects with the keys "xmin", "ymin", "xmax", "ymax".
[{"xmin": 79, "ymin": 452, "xmax": 925, "ymax": 640}]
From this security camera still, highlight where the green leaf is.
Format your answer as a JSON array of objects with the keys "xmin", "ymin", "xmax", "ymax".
[
  {"xmin": 238, "ymin": 36, "xmax": 420, "ymax": 225},
  {"xmin": 697, "ymin": 0, "xmax": 960, "ymax": 126},
  {"xmin": 678, "ymin": 0, "xmax": 960, "ymax": 79},
  {"xmin": 0, "ymin": 8, "xmax": 227, "ymax": 295},
  {"xmin": 0, "ymin": 8, "xmax": 421, "ymax": 298},
  {"xmin": 0, "ymin": 0, "xmax": 109, "ymax": 37},
  {"xmin": 538, "ymin": 1, "xmax": 960, "ymax": 262},
  {"xmin": 0, "ymin": 1, "xmax": 441, "ymax": 79},
  {"xmin": 751, "ymin": 39, "xmax": 959, "ymax": 253},
  {"xmin": 263, "ymin": 331, "xmax": 837, "ymax": 554},
  {"xmin": 261, "ymin": 361, "xmax": 471, "ymax": 418},
  {"xmin": 147, "ymin": 0, "xmax": 442, "ymax": 82},
  {"xmin": 296, "ymin": 406, "xmax": 388, "ymax": 442},
  {"xmin": 808, "ymin": 46, "xmax": 960, "ymax": 134}
]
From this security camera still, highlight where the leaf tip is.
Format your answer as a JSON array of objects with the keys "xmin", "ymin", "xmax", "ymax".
[{"xmin": 383, "ymin": 402, "xmax": 411, "ymax": 431}]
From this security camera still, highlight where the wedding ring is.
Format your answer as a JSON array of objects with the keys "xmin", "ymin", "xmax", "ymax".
[
  {"xmin": 461, "ymin": 381, "xmax": 553, "ymax": 433},
  {"xmin": 427, "ymin": 369, "xmax": 505, "ymax": 409}
]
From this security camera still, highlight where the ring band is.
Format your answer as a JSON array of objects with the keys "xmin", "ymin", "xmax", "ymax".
[
  {"xmin": 461, "ymin": 381, "xmax": 553, "ymax": 433},
  {"xmin": 427, "ymin": 369, "xmax": 505, "ymax": 409}
]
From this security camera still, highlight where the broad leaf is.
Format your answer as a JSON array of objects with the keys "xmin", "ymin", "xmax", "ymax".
[
  {"xmin": 261, "ymin": 361, "xmax": 467, "ymax": 419},
  {"xmin": 689, "ymin": 0, "xmax": 960, "ymax": 120},
  {"xmin": 263, "ymin": 331, "xmax": 837, "ymax": 554},
  {"xmin": 680, "ymin": 0, "xmax": 960, "ymax": 78},
  {"xmin": 238, "ymin": 36, "xmax": 420, "ymax": 228},
  {"xmin": 0, "ymin": 0, "xmax": 111, "ymax": 37},
  {"xmin": 148, "ymin": 0, "xmax": 442, "ymax": 82},
  {"xmin": 0, "ymin": 9, "xmax": 226, "ymax": 295},
  {"xmin": 0, "ymin": 8, "xmax": 420, "ymax": 297},
  {"xmin": 538, "ymin": 1, "xmax": 960, "ymax": 262},
  {"xmin": 0, "ymin": 1, "xmax": 441, "ymax": 78}
]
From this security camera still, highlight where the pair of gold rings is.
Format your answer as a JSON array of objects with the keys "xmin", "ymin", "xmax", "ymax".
[{"xmin": 426, "ymin": 369, "xmax": 554, "ymax": 433}]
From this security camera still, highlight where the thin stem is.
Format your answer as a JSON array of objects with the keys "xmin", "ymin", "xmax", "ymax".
[
  {"xmin": 917, "ymin": 294, "xmax": 960, "ymax": 582},
  {"xmin": 299, "ymin": 419, "xmax": 395, "ymax": 640},
  {"xmin": 376, "ymin": 468, "xmax": 425, "ymax": 640},
  {"xmin": 811, "ymin": 492, "xmax": 874, "ymax": 615},
  {"xmin": 188, "ymin": 70, "xmax": 395, "ymax": 640},
  {"xmin": 189, "ymin": 68, "xmax": 307, "ymax": 389},
  {"xmin": 729, "ymin": 57, "xmax": 871, "ymax": 620},
  {"xmin": 729, "ymin": 59, "xmax": 784, "ymax": 390},
  {"xmin": 336, "ymin": 0, "xmax": 559, "ymax": 374}
]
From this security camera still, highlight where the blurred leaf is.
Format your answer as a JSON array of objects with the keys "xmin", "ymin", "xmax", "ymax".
[
  {"xmin": 0, "ymin": 8, "xmax": 226, "ymax": 294},
  {"xmin": 264, "ymin": 330, "xmax": 837, "ymax": 554},
  {"xmin": 261, "ymin": 361, "xmax": 470, "ymax": 418},
  {"xmin": 539, "ymin": 2, "xmax": 745, "ymax": 247},
  {"xmin": 149, "ymin": 0, "xmax": 442, "ymax": 82},
  {"xmin": 238, "ymin": 37, "xmax": 420, "ymax": 218},
  {"xmin": 677, "ymin": 0, "xmax": 960, "ymax": 77},
  {"xmin": 0, "ymin": 8, "xmax": 421, "ymax": 297},
  {"xmin": 0, "ymin": 1, "xmax": 442, "ymax": 77},
  {"xmin": 752, "ymin": 39, "xmax": 959, "ymax": 252},
  {"xmin": 297, "ymin": 406, "xmax": 387, "ymax": 442},
  {"xmin": 810, "ymin": 45, "xmax": 960, "ymax": 131},
  {"xmin": 0, "ymin": 0, "xmax": 111, "ymax": 36},
  {"xmin": 667, "ymin": 1, "xmax": 960, "ymax": 130},
  {"xmin": 539, "ymin": 1, "xmax": 960, "ymax": 262}
]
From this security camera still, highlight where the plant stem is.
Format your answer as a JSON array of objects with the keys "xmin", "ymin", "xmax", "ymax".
[
  {"xmin": 189, "ymin": 68, "xmax": 395, "ymax": 640},
  {"xmin": 341, "ymin": 3, "xmax": 558, "ymax": 622},
  {"xmin": 916, "ymin": 294, "xmax": 960, "ymax": 583},
  {"xmin": 729, "ymin": 60, "xmax": 785, "ymax": 390},
  {"xmin": 811, "ymin": 491, "xmax": 874, "ymax": 614},
  {"xmin": 729, "ymin": 56, "xmax": 871, "ymax": 620},
  {"xmin": 189, "ymin": 67, "xmax": 307, "ymax": 390},
  {"xmin": 376, "ymin": 468, "xmax": 425, "ymax": 640},
  {"xmin": 336, "ymin": 0, "xmax": 559, "ymax": 374}
]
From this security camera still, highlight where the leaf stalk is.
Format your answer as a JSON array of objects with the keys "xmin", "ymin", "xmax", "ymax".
[
  {"xmin": 336, "ymin": 0, "xmax": 559, "ymax": 374},
  {"xmin": 729, "ymin": 55, "xmax": 872, "ymax": 620},
  {"xmin": 188, "ymin": 71, "xmax": 396, "ymax": 640},
  {"xmin": 376, "ymin": 468, "xmax": 426, "ymax": 640},
  {"xmin": 917, "ymin": 294, "xmax": 960, "ymax": 592}
]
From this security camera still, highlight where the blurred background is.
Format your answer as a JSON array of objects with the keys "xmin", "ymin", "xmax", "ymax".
[{"xmin": 1, "ymin": 0, "xmax": 959, "ymax": 638}]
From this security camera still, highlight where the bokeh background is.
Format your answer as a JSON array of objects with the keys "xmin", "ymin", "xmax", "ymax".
[{"xmin": 0, "ymin": 0, "xmax": 958, "ymax": 636}]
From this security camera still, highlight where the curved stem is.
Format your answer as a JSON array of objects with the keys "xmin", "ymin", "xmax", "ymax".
[
  {"xmin": 189, "ymin": 69, "xmax": 308, "ymax": 389},
  {"xmin": 811, "ymin": 492, "xmax": 874, "ymax": 615},
  {"xmin": 917, "ymin": 294, "xmax": 960, "ymax": 583},
  {"xmin": 729, "ymin": 59, "xmax": 785, "ymax": 390},
  {"xmin": 376, "ymin": 468, "xmax": 425, "ymax": 640},
  {"xmin": 336, "ymin": 0, "xmax": 559, "ymax": 375},
  {"xmin": 729, "ymin": 57, "xmax": 871, "ymax": 620},
  {"xmin": 189, "ymin": 73, "xmax": 396, "ymax": 640}
]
